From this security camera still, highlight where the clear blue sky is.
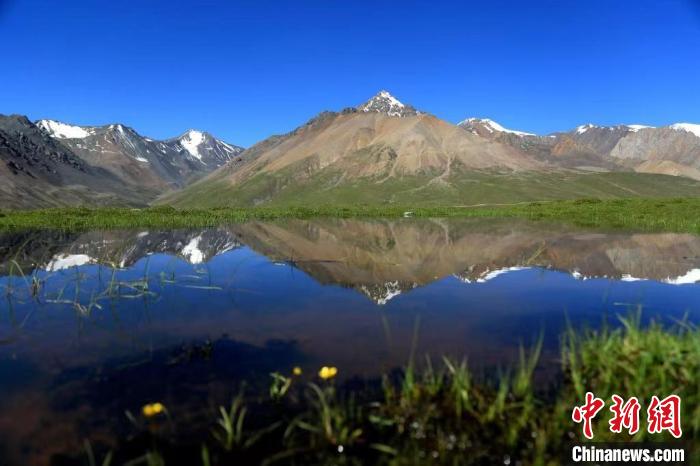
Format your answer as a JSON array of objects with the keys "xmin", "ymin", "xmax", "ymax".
[{"xmin": 1, "ymin": 0, "xmax": 699, "ymax": 146}]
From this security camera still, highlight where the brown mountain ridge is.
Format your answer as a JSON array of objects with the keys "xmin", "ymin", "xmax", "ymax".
[{"xmin": 164, "ymin": 91, "xmax": 700, "ymax": 207}]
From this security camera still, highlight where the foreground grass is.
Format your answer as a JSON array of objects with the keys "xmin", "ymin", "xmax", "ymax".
[
  {"xmin": 2, "ymin": 198, "xmax": 700, "ymax": 233},
  {"xmin": 77, "ymin": 315, "xmax": 697, "ymax": 465}
]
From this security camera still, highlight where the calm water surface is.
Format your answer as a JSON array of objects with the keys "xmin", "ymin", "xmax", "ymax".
[{"xmin": 1, "ymin": 218, "xmax": 700, "ymax": 463}]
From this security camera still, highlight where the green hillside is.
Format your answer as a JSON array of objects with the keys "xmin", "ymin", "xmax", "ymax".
[{"xmin": 162, "ymin": 168, "xmax": 700, "ymax": 208}]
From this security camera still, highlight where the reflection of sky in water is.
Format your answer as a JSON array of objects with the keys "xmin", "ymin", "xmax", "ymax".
[
  {"xmin": 1, "ymin": 222, "xmax": 700, "ymax": 464},
  {"xmin": 3, "ymin": 244, "xmax": 700, "ymax": 381}
]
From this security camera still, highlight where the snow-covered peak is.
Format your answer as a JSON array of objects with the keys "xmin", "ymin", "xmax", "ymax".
[
  {"xmin": 107, "ymin": 124, "xmax": 137, "ymax": 137},
  {"xmin": 670, "ymin": 123, "xmax": 700, "ymax": 138},
  {"xmin": 36, "ymin": 119, "xmax": 94, "ymax": 139},
  {"xmin": 459, "ymin": 117, "xmax": 534, "ymax": 136},
  {"xmin": 181, "ymin": 129, "xmax": 206, "ymax": 140},
  {"xmin": 575, "ymin": 124, "xmax": 596, "ymax": 134},
  {"xmin": 179, "ymin": 130, "xmax": 208, "ymax": 161},
  {"xmin": 626, "ymin": 124, "xmax": 654, "ymax": 132},
  {"xmin": 375, "ymin": 90, "xmax": 404, "ymax": 109},
  {"xmin": 358, "ymin": 90, "xmax": 417, "ymax": 117}
]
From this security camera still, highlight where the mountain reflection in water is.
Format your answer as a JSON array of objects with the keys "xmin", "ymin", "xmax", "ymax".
[{"xmin": 1, "ymin": 218, "xmax": 700, "ymax": 465}]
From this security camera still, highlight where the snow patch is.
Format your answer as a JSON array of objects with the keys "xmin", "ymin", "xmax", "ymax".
[
  {"xmin": 359, "ymin": 90, "xmax": 410, "ymax": 117},
  {"xmin": 37, "ymin": 120, "xmax": 93, "ymax": 139},
  {"xmin": 459, "ymin": 118, "xmax": 534, "ymax": 136},
  {"xmin": 575, "ymin": 124, "xmax": 595, "ymax": 134},
  {"xmin": 670, "ymin": 123, "xmax": 700, "ymax": 138},
  {"xmin": 181, "ymin": 235, "xmax": 204, "ymax": 264},
  {"xmin": 665, "ymin": 268, "xmax": 700, "ymax": 285},
  {"xmin": 376, "ymin": 90, "xmax": 404, "ymax": 109},
  {"xmin": 360, "ymin": 281, "xmax": 403, "ymax": 305},
  {"xmin": 46, "ymin": 254, "xmax": 93, "ymax": 271},
  {"xmin": 620, "ymin": 274, "xmax": 645, "ymax": 282},
  {"xmin": 180, "ymin": 130, "xmax": 206, "ymax": 161},
  {"xmin": 477, "ymin": 266, "xmax": 530, "ymax": 282},
  {"xmin": 626, "ymin": 124, "xmax": 653, "ymax": 132}
]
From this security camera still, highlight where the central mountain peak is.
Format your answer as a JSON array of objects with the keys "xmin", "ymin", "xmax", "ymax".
[{"xmin": 357, "ymin": 90, "xmax": 419, "ymax": 117}]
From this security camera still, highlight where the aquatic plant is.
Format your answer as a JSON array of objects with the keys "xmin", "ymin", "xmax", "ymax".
[
  {"xmin": 318, "ymin": 366, "xmax": 338, "ymax": 380},
  {"xmin": 142, "ymin": 402, "xmax": 166, "ymax": 418},
  {"xmin": 75, "ymin": 314, "xmax": 696, "ymax": 465}
]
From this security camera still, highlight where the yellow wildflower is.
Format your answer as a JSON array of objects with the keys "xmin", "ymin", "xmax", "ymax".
[
  {"xmin": 292, "ymin": 366, "xmax": 303, "ymax": 376},
  {"xmin": 318, "ymin": 366, "xmax": 338, "ymax": 380},
  {"xmin": 142, "ymin": 402, "xmax": 165, "ymax": 418}
]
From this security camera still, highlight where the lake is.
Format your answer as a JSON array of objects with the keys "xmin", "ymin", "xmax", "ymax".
[{"xmin": 1, "ymin": 218, "xmax": 700, "ymax": 464}]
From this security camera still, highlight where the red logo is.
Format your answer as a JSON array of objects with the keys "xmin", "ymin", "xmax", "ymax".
[
  {"xmin": 609, "ymin": 395, "xmax": 641, "ymax": 435},
  {"xmin": 647, "ymin": 395, "xmax": 682, "ymax": 438},
  {"xmin": 572, "ymin": 392, "xmax": 605, "ymax": 439},
  {"xmin": 572, "ymin": 393, "xmax": 682, "ymax": 439}
]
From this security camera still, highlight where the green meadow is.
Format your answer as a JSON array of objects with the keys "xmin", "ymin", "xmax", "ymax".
[{"xmin": 2, "ymin": 198, "xmax": 700, "ymax": 234}]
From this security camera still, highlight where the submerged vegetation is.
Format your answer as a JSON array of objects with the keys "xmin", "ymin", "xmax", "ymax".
[
  {"xmin": 1, "ymin": 198, "xmax": 700, "ymax": 233},
  {"xmin": 73, "ymin": 315, "xmax": 696, "ymax": 465}
]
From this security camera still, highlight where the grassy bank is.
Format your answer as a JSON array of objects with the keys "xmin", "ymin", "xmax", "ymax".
[
  {"xmin": 1, "ymin": 198, "xmax": 700, "ymax": 233},
  {"xmin": 74, "ymin": 316, "xmax": 697, "ymax": 465}
]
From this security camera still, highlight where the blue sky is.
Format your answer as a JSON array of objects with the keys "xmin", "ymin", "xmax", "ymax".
[{"xmin": 1, "ymin": 0, "xmax": 699, "ymax": 146}]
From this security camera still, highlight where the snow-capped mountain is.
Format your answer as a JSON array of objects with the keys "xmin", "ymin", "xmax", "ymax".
[
  {"xmin": 168, "ymin": 129, "xmax": 244, "ymax": 167},
  {"xmin": 357, "ymin": 90, "xmax": 419, "ymax": 117},
  {"xmin": 35, "ymin": 119, "xmax": 244, "ymax": 192},
  {"xmin": 454, "ymin": 117, "xmax": 700, "ymax": 179},
  {"xmin": 5, "ymin": 91, "xmax": 700, "ymax": 210},
  {"xmin": 458, "ymin": 117, "xmax": 534, "ymax": 137},
  {"xmin": 0, "ymin": 114, "xmax": 159, "ymax": 208}
]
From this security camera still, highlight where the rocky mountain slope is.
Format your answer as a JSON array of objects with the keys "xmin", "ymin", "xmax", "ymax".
[
  {"xmin": 458, "ymin": 118, "xmax": 700, "ymax": 179},
  {"xmin": 1, "ymin": 115, "xmax": 242, "ymax": 208},
  {"xmin": 0, "ymin": 115, "xmax": 153, "ymax": 208},
  {"xmin": 37, "ymin": 120, "xmax": 243, "ymax": 190},
  {"xmin": 165, "ymin": 92, "xmax": 700, "ymax": 207}
]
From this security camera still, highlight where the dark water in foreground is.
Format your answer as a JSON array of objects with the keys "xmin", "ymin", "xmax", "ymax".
[{"xmin": 1, "ymin": 218, "xmax": 700, "ymax": 464}]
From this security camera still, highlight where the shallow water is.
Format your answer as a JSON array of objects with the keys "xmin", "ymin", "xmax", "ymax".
[{"xmin": 1, "ymin": 218, "xmax": 700, "ymax": 463}]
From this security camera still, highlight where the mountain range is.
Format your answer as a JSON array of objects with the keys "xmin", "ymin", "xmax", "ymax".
[
  {"xmin": 0, "ymin": 115, "xmax": 242, "ymax": 208},
  {"xmin": 164, "ymin": 91, "xmax": 700, "ymax": 207},
  {"xmin": 3, "ymin": 91, "xmax": 700, "ymax": 209}
]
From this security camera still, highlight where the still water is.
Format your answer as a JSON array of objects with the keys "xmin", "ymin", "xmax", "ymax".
[{"xmin": 1, "ymin": 218, "xmax": 699, "ymax": 463}]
